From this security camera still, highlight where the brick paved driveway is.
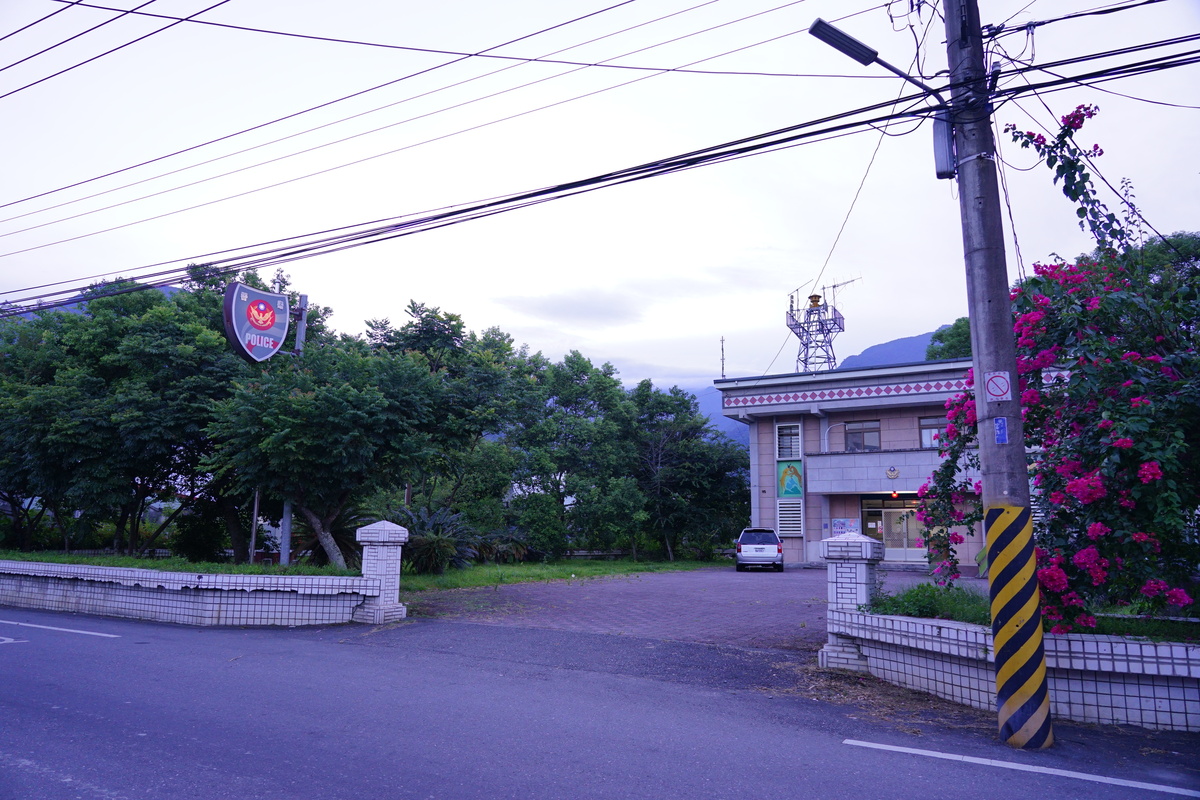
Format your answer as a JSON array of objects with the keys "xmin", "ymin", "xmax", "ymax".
[{"xmin": 404, "ymin": 566, "xmax": 945, "ymax": 654}]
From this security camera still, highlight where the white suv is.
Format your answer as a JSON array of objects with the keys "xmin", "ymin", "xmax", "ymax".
[{"xmin": 735, "ymin": 528, "xmax": 784, "ymax": 572}]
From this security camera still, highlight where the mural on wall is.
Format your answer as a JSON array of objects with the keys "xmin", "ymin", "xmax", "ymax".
[{"xmin": 777, "ymin": 461, "xmax": 803, "ymax": 498}]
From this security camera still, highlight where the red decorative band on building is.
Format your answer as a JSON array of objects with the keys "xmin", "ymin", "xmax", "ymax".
[{"xmin": 723, "ymin": 380, "xmax": 969, "ymax": 408}]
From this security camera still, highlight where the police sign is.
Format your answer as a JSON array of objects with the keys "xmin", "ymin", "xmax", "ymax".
[{"xmin": 223, "ymin": 282, "xmax": 290, "ymax": 363}]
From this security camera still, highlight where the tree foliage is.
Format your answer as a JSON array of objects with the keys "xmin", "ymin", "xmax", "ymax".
[
  {"xmin": 1, "ymin": 281, "xmax": 748, "ymax": 570},
  {"xmin": 918, "ymin": 106, "xmax": 1198, "ymax": 628},
  {"xmin": 926, "ymin": 317, "xmax": 971, "ymax": 360}
]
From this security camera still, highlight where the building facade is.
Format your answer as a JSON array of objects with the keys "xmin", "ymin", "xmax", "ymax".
[{"xmin": 715, "ymin": 358, "xmax": 981, "ymax": 569}]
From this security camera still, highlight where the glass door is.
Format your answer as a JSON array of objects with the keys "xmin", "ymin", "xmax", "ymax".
[{"xmin": 882, "ymin": 508, "xmax": 922, "ymax": 562}]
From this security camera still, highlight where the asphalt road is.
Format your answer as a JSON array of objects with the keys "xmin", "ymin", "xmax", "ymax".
[{"xmin": 2, "ymin": 568, "xmax": 1198, "ymax": 800}]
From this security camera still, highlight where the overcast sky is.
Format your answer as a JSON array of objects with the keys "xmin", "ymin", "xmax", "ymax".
[{"xmin": 2, "ymin": 0, "xmax": 1197, "ymax": 389}]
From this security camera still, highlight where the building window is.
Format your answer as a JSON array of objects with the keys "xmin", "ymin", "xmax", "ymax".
[
  {"xmin": 777, "ymin": 424, "xmax": 801, "ymax": 459},
  {"xmin": 845, "ymin": 420, "xmax": 881, "ymax": 452},
  {"xmin": 920, "ymin": 416, "xmax": 944, "ymax": 449}
]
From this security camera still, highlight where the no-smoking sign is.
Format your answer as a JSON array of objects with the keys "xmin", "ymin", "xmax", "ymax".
[{"xmin": 984, "ymin": 371, "xmax": 1012, "ymax": 403}]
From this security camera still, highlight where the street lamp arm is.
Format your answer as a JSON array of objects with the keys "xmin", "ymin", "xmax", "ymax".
[
  {"xmin": 873, "ymin": 56, "xmax": 949, "ymax": 108},
  {"xmin": 809, "ymin": 18, "xmax": 948, "ymax": 107}
]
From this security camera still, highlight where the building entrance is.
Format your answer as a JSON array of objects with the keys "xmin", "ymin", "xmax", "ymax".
[{"xmin": 861, "ymin": 497, "xmax": 922, "ymax": 562}]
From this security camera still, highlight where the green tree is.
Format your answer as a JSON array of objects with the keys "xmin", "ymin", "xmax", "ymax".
[
  {"xmin": 507, "ymin": 351, "xmax": 636, "ymax": 556},
  {"xmin": 0, "ymin": 280, "xmax": 248, "ymax": 554},
  {"xmin": 626, "ymin": 381, "xmax": 749, "ymax": 560},
  {"xmin": 926, "ymin": 317, "xmax": 972, "ymax": 360},
  {"xmin": 205, "ymin": 339, "xmax": 438, "ymax": 568}
]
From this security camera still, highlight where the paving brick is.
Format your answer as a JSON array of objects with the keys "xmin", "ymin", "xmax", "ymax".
[{"xmin": 408, "ymin": 566, "xmax": 945, "ymax": 653}]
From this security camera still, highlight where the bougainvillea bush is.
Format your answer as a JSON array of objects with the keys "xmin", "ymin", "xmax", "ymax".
[{"xmin": 915, "ymin": 106, "xmax": 1200, "ymax": 632}]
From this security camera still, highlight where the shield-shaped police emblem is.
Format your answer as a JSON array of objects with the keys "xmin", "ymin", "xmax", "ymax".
[{"xmin": 223, "ymin": 282, "xmax": 290, "ymax": 363}]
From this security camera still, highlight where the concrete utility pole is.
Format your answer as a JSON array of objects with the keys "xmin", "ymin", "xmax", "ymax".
[{"xmin": 942, "ymin": 0, "xmax": 1053, "ymax": 749}]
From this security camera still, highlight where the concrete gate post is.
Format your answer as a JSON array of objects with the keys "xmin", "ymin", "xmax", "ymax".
[
  {"xmin": 353, "ymin": 521, "xmax": 409, "ymax": 624},
  {"xmin": 818, "ymin": 532, "xmax": 883, "ymax": 671}
]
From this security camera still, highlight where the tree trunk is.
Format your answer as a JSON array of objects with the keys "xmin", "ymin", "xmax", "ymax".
[
  {"xmin": 113, "ymin": 505, "xmax": 129, "ymax": 553},
  {"xmin": 299, "ymin": 506, "xmax": 347, "ymax": 569},
  {"xmin": 136, "ymin": 501, "xmax": 191, "ymax": 556},
  {"xmin": 219, "ymin": 495, "xmax": 248, "ymax": 563}
]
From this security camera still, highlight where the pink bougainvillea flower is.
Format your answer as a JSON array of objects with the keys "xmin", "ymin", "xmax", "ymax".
[
  {"xmin": 1097, "ymin": 419, "xmax": 1115, "ymax": 430},
  {"xmin": 1131, "ymin": 396, "xmax": 1152, "ymax": 408},
  {"xmin": 1138, "ymin": 461, "xmax": 1163, "ymax": 483},
  {"xmin": 1166, "ymin": 588, "xmax": 1193, "ymax": 607},
  {"xmin": 1075, "ymin": 614, "xmax": 1097, "ymax": 629},
  {"xmin": 1140, "ymin": 579, "xmax": 1168, "ymax": 598},
  {"xmin": 1085, "ymin": 522, "xmax": 1110, "ymax": 540},
  {"xmin": 1065, "ymin": 471, "xmax": 1106, "ymax": 504},
  {"xmin": 1049, "ymin": 623, "xmax": 1073, "ymax": 635},
  {"xmin": 1037, "ymin": 566, "xmax": 1069, "ymax": 593},
  {"xmin": 1111, "ymin": 438, "xmax": 1134, "ymax": 449}
]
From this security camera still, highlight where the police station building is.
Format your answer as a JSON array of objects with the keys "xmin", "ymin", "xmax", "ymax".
[{"xmin": 715, "ymin": 357, "xmax": 983, "ymax": 569}]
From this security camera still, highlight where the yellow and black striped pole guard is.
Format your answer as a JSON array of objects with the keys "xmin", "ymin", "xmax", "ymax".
[{"xmin": 986, "ymin": 504, "xmax": 1054, "ymax": 748}]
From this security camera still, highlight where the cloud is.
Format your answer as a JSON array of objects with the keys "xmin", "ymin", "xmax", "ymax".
[{"xmin": 498, "ymin": 289, "xmax": 645, "ymax": 328}]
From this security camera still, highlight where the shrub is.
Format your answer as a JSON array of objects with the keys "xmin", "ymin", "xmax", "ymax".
[{"xmin": 865, "ymin": 583, "xmax": 991, "ymax": 626}]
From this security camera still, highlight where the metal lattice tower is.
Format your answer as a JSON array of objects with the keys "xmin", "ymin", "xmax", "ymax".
[{"xmin": 786, "ymin": 280, "xmax": 856, "ymax": 372}]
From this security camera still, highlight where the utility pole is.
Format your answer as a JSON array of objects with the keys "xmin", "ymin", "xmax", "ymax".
[{"xmin": 943, "ymin": 0, "xmax": 1053, "ymax": 749}]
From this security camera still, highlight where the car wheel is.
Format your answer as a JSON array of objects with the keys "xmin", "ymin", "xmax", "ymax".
[
  {"xmin": 775, "ymin": 563, "xmax": 784, "ymax": 572},
  {"xmin": 735, "ymin": 563, "xmax": 744, "ymax": 572}
]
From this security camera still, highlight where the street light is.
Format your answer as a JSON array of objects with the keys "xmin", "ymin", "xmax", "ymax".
[
  {"xmin": 809, "ymin": 19, "xmax": 948, "ymax": 105},
  {"xmin": 808, "ymin": 19, "xmax": 955, "ymax": 179}
]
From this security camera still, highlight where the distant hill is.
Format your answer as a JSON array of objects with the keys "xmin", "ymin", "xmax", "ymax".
[
  {"xmin": 838, "ymin": 327, "xmax": 945, "ymax": 369},
  {"xmin": 693, "ymin": 384, "xmax": 749, "ymax": 447}
]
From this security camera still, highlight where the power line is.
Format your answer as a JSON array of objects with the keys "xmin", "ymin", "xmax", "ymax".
[
  {"xmin": 47, "ymin": 0, "xmax": 887, "ymax": 78},
  {"xmin": 984, "ymin": 0, "xmax": 1170, "ymax": 39},
  {"xmin": 1, "ymin": 5, "xmax": 892, "ymax": 255},
  {"xmin": 0, "ymin": 96, "xmax": 940, "ymax": 316},
  {"xmin": 0, "ymin": 0, "xmax": 654, "ymax": 211},
  {"xmin": 0, "ymin": 0, "xmax": 863, "ymax": 231},
  {"xmin": 0, "ymin": 0, "xmax": 157, "ymax": 74},
  {"xmin": 0, "ymin": 0, "xmax": 236, "ymax": 101},
  {"xmin": 0, "ymin": 0, "xmax": 84, "ymax": 45}
]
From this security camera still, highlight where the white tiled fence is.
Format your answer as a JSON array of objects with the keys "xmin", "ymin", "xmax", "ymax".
[
  {"xmin": 818, "ymin": 531, "xmax": 1200, "ymax": 732},
  {"xmin": 0, "ymin": 521, "xmax": 411, "ymax": 627}
]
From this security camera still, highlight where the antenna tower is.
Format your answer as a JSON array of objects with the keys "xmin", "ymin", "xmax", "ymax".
[{"xmin": 786, "ymin": 278, "xmax": 858, "ymax": 372}]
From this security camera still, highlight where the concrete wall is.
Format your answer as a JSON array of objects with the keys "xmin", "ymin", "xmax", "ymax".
[
  {"xmin": 825, "ymin": 609, "xmax": 1200, "ymax": 731},
  {"xmin": 0, "ymin": 560, "xmax": 378, "ymax": 626},
  {"xmin": 0, "ymin": 521, "xmax": 412, "ymax": 627},
  {"xmin": 817, "ymin": 538, "xmax": 1200, "ymax": 732}
]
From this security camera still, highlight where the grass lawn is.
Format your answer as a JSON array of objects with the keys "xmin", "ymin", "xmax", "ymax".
[
  {"xmin": 397, "ymin": 558, "xmax": 717, "ymax": 593},
  {"xmin": 0, "ymin": 549, "xmax": 718, "ymax": 587}
]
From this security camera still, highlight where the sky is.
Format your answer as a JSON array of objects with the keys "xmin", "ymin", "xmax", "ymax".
[{"xmin": 1, "ymin": 0, "xmax": 1197, "ymax": 391}]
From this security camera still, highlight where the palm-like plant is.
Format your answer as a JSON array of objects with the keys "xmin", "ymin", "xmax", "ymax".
[{"xmin": 389, "ymin": 506, "xmax": 477, "ymax": 575}]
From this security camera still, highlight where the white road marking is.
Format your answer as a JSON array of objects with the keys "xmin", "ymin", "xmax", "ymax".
[
  {"xmin": 844, "ymin": 740, "xmax": 1200, "ymax": 797},
  {"xmin": 0, "ymin": 619, "xmax": 120, "ymax": 638},
  {"xmin": 0, "ymin": 636, "xmax": 28, "ymax": 644}
]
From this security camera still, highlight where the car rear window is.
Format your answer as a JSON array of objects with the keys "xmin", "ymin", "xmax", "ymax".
[{"xmin": 739, "ymin": 531, "xmax": 778, "ymax": 545}]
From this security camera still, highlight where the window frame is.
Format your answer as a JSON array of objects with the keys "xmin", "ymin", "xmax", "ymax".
[
  {"xmin": 919, "ymin": 416, "xmax": 945, "ymax": 449},
  {"xmin": 777, "ymin": 423, "xmax": 801, "ymax": 459},
  {"xmin": 844, "ymin": 420, "xmax": 881, "ymax": 452}
]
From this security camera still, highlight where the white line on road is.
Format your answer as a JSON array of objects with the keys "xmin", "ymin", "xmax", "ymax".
[
  {"xmin": 844, "ymin": 739, "xmax": 1200, "ymax": 797},
  {"xmin": 0, "ymin": 619, "xmax": 121, "ymax": 638}
]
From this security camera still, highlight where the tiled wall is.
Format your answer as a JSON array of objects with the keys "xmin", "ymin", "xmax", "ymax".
[
  {"xmin": 827, "ymin": 609, "xmax": 1200, "ymax": 731},
  {"xmin": 0, "ymin": 560, "xmax": 380, "ymax": 626}
]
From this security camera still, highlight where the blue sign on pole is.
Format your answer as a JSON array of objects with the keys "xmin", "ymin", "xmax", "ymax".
[{"xmin": 994, "ymin": 416, "xmax": 1009, "ymax": 445}]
